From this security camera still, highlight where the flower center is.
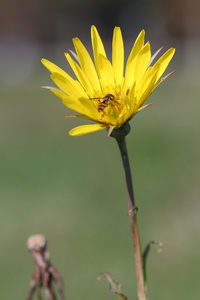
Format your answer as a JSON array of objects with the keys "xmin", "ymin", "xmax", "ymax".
[{"xmin": 89, "ymin": 92, "xmax": 129, "ymax": 124}]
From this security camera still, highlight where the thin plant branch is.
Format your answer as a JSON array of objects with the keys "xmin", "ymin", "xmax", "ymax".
[{"xmin": 111, "ymin": 125, "xmax": 148, "ymax": 300}]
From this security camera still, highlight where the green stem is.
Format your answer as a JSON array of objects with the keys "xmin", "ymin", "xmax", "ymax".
[{"xmin": 112, "ymin": 126, "xmax": 148, "ymax": 300}]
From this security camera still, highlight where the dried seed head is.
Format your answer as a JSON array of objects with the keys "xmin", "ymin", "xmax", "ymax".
[
  {"xmin": 27, "ymin": 234, "xmax": 46, "ymax": 251},
  {"xmin": 26, "ymin": 234, "xmax": 65, "ymax": 300}
]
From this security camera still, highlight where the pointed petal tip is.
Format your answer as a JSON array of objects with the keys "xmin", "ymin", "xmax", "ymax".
[
  {"xmin": 72, "ymin": 37, "xmax": 79, "ymax": 44},
  {"xmin": 113, "ymin": 26, "xmax": 122, "ymax": 37},
  {"xmin": 136, "ymin": 102, "xmax": 153, "ymax": 113},
  {"xmin": 91, "ymin": 25, "xmax": 96, "ymax": 31},
  {"xmin": 169, "ymin": 70, "xmax": 175, "ymax": 75},
  {"xmin": 41, "ymin": 58, "xmax": 48, "ymax": 66},
  {"xmin": 140, "ymin": 29, "xmax": 145, "ymax": 35},
  {"xmin": 41, "ymin": 85, "xmax": 50, "ymax": 89},
  {"xmin": 171, "ymin": 48, "xmax": 176, "ymax": 56},
  {"xmin": 67, "ymin": 49, "xmax": 79, "ymax": 62},
  {"xmin": 167, "ymin": 47, "xmax": 176, "ymax": 58},
  {"xmin": 91, "ymin": 25, "xmax": 98, "ymax": 36},
  {"xmin": 168, "ymin": 47, "xmax": 176, "ymax": 55},
  {"xmin": 107, "ymin": 125, "xmax": 116, "ymax": 138},
  {"xmin": 137, "ymin": 29, "xmax": 145, "ymax": 41},
  {"xmin": 40, "ymin": 85, "xmax": 60, "ymax": 91}
]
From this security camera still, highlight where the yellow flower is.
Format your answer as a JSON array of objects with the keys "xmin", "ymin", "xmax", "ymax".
[{"xmin": 41, "ymin": 26, "xmax": 175, "ymax": 136}]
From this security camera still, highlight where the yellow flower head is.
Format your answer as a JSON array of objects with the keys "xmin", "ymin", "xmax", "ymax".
[{"xmin": 41, "ymin": 26, "xmax": 175, "ymax": 136}]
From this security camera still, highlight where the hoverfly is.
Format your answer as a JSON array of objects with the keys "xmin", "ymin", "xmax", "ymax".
[{"xmin": 90, "ymin": 94, "xmax": 116, "ymax": 113}]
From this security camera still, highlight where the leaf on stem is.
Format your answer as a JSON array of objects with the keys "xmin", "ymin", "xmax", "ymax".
[
  {"xmin": 97, "ymin": 272, "xmax": 128, "ymax": 300},
  {"xmin": 142, "ymin": 240, "xmax": 163, "ymax": 284}
]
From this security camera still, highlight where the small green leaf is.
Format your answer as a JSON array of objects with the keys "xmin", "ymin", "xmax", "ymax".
[
  {"xmin": 98, "ymin": 272, "xmax": 128, "ymax": 300},
  {"xmin": 143, "ymin": 240, "xmax": 163, "ymax": 283}
]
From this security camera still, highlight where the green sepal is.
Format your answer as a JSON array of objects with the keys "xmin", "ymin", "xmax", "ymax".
[{"xmin": 109, "ymin": 123, "xmax": 131, "ymax": 141}]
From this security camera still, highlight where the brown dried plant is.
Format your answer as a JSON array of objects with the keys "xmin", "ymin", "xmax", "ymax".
[{"xmin": 26, "ymin": 234, "xmax": 65, "ymax": 300}]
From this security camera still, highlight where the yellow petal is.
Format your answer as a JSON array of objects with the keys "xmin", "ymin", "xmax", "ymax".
[
  {"xmin": 42, "ymin": 58, "xmax": 87, "ymax": 97},
  {"xmin": 65, "ymin": 53, "xmax": 95, "ymax": 96},
  {"xmin": 41, "ymin": 58, "xmax": 67, "ymax": 76},
  {"xmin": 105, "ymin": 106, "xmax": 119, "ymax": 125},
  {"xmin": 97, "ymin": 54, "xmax": 114, "ymax": 87},
  {"xmin": 73, "ymin": 38, "xmax": 101, "ymax": 91},
  {"xmin": 41, "ymin": 58, "xmax": 76, "ymax": 85},
  {"xmin": 134, "ymin": 42, "xmax": 151, "ymax": 85},
  {"xmin": 112, "ymin": 27, "xmax": 124, "ymax": 85},
  {"xmin": 51, "ymin": 72, "xmax": 86, "ymax": 99},
  {"xmin": 78, "ymin": 98, "xmax": 102, "ymax": 120},
  {"xmin": 91, "ymin": 26, "xmax": 107, "ymax": 75},
  {"xmin": 69, "ymin": 124, "xmax": 107, "ymax": 136},
  {"xmin": 153, "ymin": 48, "xmax": 175, "ymax": 82},
  {"xmin": 51, "ymin": 90, "xmax": 87, "ymax": 115},
  {"xmin": 125, "ymin": 30, "xmax": 145, "ymax": 87},
  {"xmin": 127, "ymin": 83, "xmax": 136, "ymax": 112},
  {"xmin": 136, "ymin": 66, "xmax": 159, "ymax": 107},
  {"xmin": 52, "ymin": 89, "xmax": 100, "ymax": 120}
]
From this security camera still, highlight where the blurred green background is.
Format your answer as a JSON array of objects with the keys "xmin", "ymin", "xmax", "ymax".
[{"xmin": 1, "ymin": 0, "xmax": 200, "ymax": 299}]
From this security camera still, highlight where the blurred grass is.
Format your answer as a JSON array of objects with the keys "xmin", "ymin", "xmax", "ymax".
[{"xmin": 0, "ymin": 68, "xmax": 200, "ymax": 300}]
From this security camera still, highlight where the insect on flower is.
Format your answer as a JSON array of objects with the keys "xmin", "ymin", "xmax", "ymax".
[{"xmin": 90, "ymin": 94, "xmax": 116, "ymax": 113}]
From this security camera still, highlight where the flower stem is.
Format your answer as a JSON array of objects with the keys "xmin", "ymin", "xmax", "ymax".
[{"xmin": 112, "ymin": 125, "xmax": 148, "ymax": 300}]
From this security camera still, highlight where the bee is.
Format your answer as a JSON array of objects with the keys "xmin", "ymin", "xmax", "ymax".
[{"xmin": 90, "ymin": 94, "xmax": 115, "ymax": 113}]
